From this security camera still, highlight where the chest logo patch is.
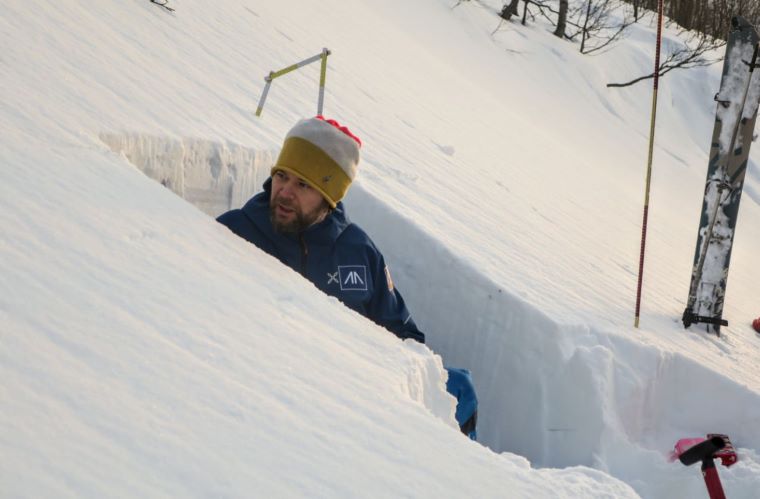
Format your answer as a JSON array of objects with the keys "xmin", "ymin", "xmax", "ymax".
[{"xmin": 338, "ymin": 265, "xmax": 368, "ymax": 291}]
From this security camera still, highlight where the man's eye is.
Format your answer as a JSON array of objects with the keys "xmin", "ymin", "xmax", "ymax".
[{"xmin": 299, "ymin": 182, "xmax": 310, "ymax": 189}]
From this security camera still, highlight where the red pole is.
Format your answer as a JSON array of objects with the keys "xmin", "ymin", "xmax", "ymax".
[
  {"xmin": 702, "ymin": 461, "xmax": 727, "ymax": 499},
  {"xmin": 634, "ymin": 0, "xmax": 665, "ymax": 328}
]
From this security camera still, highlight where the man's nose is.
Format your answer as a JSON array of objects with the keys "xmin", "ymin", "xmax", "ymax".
[{"xmin": 279, "ymin": 180, "xmax": 297, "ymax": 198}]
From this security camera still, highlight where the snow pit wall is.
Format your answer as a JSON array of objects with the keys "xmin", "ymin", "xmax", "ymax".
[
  {"xmin": 344, "ymin": 186, "xmax": 760, "ymax": 471},
  {"xmin": 104, "ymin": 133, "xmax": 760, "ymax": 485},
  {"xmin": 100, "ymin": 133, "xmax": 273, "ymax": 217}
]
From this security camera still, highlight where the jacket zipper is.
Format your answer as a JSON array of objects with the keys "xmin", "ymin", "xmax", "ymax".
[{"xmin": 299, "ymin": 234, "xmax": 308, "ymax": 276}]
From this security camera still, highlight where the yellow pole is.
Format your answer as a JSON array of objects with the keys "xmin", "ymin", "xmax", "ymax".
[
  {"xmin": 254, "ymin": 50, "xmax": 331, "ymax": 118},
  {"xmin": 255, "ymin": 79, "xmax": 273, "ymax": 117},
  {"xmin": 318, "ymin": 48, "xmax": 330, "ymax": 115}
]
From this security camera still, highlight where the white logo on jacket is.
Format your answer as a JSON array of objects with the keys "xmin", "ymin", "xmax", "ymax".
[{"xmin": 338, "ymin": 265, "xmax": 368, "ymax": 291}]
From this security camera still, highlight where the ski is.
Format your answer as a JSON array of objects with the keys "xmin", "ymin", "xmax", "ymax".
[{"xmin": 683, "ymin": 16, "xmax": 760, "ymax": 335}]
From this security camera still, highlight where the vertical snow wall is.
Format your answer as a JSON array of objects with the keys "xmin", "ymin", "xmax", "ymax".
[
  {"xmin": 345, "ymin": 187, "xmax": 760, "ymax": 469},
  {"xmin": 104, "ymin": 133, "xmax": 760, "ymax": 479},
  {"xmin": 100, "ymin": 133, "xmax": 273, "ymax": 217}
]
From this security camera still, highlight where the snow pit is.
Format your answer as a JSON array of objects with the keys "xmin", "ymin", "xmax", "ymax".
[{"xmin": 102, "ymin": 135, "xmax": 760, "ymax": 496}]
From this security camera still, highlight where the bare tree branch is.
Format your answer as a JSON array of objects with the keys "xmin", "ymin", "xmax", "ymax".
[
  {"xmin": 607, "ymin": 35, "xmax": 725, "ymax": 87},
  {"xmin": 564, "ymin": 0, "xmax": 633, "ymax": 54}
]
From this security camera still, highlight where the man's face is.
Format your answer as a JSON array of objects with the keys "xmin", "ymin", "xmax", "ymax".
[{"xmin": 270, "ymin": 169, "xmax": 330, "ymax": 234}]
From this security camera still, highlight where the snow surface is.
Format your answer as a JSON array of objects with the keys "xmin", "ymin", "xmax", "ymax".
[{"xmin": 2, "ymin": 0, "xmax": 760, "ymax": 497}]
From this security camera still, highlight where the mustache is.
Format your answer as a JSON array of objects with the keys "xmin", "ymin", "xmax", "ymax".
[{"xmin": 273, "ymin": 195, "xmax": 295, "ymax": 209}]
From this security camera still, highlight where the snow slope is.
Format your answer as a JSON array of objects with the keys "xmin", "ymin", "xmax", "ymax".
[{"xmin": 2, "ymin": 0, "xmax": 759, "ymax": 497}]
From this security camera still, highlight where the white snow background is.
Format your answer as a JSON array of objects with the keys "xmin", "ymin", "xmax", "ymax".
[{"xmin": 2, "ymin": 0, "xmax": 760, "ymax": 497}]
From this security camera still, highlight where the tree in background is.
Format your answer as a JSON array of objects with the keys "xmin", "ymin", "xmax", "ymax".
[
  {"xmin": 631, "ymin": 0, "xmax": 642, "ymax": 20},
  {"xmin": 626, "ymin": 0, "xmax": 760, "ymax": 40},
  {"xmin": 492, "ymin": 0, "xmax": 751, "ymax": 78},
  {"xmin": 606, "ymin": 0, "xmax": 755, "ymax": 88},
  {"xmin": 555, "ymin": 0, "xmax": 569, "ymax": 37},
  {"xmin": 500, "ymin": 0, "xmax": 520, "ymax": 21},
  {"xmin": 566, "ymin": 0, "xmax": 634, "ymax": 54},
  {"xmin": 498, "ymin": 0, "xmax": 632, "ymax": 51}
]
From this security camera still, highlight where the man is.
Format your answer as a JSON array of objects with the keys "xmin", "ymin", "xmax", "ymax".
[{"xmin": 217, "ymin": 116, "xmax": 477, "ymax": 439}]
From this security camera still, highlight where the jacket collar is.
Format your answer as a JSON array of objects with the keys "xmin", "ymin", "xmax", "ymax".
[{"xmin": 242, "ymin": 178, "xmax": 350, "ymax": 245}]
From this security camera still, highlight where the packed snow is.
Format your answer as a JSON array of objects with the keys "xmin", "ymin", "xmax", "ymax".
[{"xmin": 2, "ymin": 0, "xmax": 760, "ymax": 497}]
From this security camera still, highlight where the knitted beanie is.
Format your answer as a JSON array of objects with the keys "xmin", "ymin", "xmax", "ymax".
[{"xmin": 272, "ymin": 116, "xmax": 362, "ymax": 208}]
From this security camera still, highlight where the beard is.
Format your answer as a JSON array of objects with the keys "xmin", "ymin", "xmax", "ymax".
[{"xmin": 270, "ymin": 195, "xmax": 328, "ymax": 235}]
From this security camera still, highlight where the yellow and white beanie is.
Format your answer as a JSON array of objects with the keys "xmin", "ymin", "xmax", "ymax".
[{"xmin": 272, "ymin": 116, "xmax": 362, "ymax": 208}]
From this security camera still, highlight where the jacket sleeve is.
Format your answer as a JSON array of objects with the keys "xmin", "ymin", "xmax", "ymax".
[{"xmin": 366, "ymin": 251, "xmax": 426, "ymax": 344}]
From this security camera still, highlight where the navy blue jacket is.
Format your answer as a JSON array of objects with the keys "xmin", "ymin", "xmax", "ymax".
[{"xmin": 217, "ymin": 180, "xmax": 425, "ymax": 343}]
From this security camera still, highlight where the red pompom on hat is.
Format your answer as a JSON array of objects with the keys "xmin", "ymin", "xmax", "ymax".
[
  {"xmin": 753, "ymin": 317, "xmax": 760, "ymax": 333},
  {"xmin": 315, "ymin": 115, "xmax": 362, "ymax": 147}
]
